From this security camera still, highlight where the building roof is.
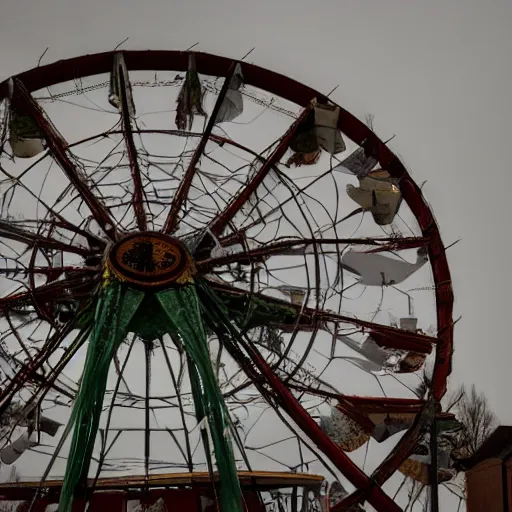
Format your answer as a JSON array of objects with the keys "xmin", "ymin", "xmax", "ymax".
[{"xmin": 456, "ymin": 426, "xmax": 512, "ymax": 470}]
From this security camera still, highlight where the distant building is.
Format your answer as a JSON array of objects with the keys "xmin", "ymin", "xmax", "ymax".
[{"xmin": 457, "ymin": 426, "xmax": 512, "ymax": 512}]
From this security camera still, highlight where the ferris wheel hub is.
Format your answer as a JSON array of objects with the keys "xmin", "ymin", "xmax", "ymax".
[{"xmin": 106, "ymin": 231, "xmax": 196, "ymax": 289}]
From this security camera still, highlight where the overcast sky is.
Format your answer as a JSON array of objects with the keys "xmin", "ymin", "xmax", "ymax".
[
  {"xmin": 3, "ymin": 0, "xmax": 508, "ymax": 422},
  {"xmin": 0, "ymin": 0, "xmax": 511, "ymax": 507}
]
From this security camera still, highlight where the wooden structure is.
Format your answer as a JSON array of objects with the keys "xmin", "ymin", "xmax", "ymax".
[{"xmin": 0, "ymin": 471, "xmax": 324, "ymax": 511}]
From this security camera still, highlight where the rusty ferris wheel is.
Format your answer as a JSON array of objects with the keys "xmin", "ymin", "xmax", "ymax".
[{"xmin": 0, "ymin": 50, "xmax": 455, "ymax": 511}]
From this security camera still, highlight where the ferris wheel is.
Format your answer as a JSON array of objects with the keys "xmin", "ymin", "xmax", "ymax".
[{"xmin": 0, "ymin": 50, "xmax": 455, "ymax": 512}]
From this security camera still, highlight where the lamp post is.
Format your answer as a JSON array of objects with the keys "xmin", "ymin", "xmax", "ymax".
[{"xmin": 429, "ymin": 412, "xmax": 439, "ymax": 512}]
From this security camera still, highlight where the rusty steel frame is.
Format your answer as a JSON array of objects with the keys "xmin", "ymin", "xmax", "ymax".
[
  {"xmin": 0, "ymin": 51, "xmax": 454, "ymax": 512},
  {"xmin": 207, "ymin": 280, "xmax": 437, "ymax": 354},
  {"xmin": 219, "ymin": 326, "xmax": 402, "ymax": 512},
  {"xmin": 208, "ymin": 102, "xmax": 314, "ymax": 238},
  {"xmin": 197, "ymin": 236, "xmax": 429, "ymax": 270},
  {"xmin": 116, "ymin": 57, "xmax": 147, "ymax": 232},
  {"xmin": 11, "ymin": 80, "xmax": 118, "ymax": 240},
  {"xmin": 163, "ymin": 62, "xmax": 237, "ymax": 234}
]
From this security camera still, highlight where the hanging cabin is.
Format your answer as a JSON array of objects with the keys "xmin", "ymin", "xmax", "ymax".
[
  {"xmin": 346, "ymin": 169, "xmax": 402, "ymax": 225},
  {"xmin": 399, "ymin": 317, "xmax": 418, "ymax": 332},
  {"xmin": 277, "ymin": 285, "xmax": 307, "ymax": 305},
  {"xmin": 320, "ymin": 396, "xmax": 463, "ymax": 491},
  {"xmin": 286, "ymin": 100, "xmax": 345, "ymax": 167},
  {"xmin": 397, "ymin": 412, "xmax": 461, "ymax": 486},
  {"xmin": 9, "ymin": 108, "xmax": 45, "ymax": 158}
]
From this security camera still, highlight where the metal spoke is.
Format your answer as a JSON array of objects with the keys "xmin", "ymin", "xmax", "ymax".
[
  {"xmin": 163, "ymin": 63, "xmax": 237, "ymax": 234},
  {"xmin": 11, "ymin": 79, "xmax": 118, "ymax": 239},
  {"xmin": 0, "ymin": 266, "xmax": 97, "ymax": 277},
  {"xmin": 207, "ymin": 103, "xmax": 314, "ymax": 239},
  {"xmin": 197, "ymin": 236, "xmax": 429, "ymax": 269},
  {"xmin": 207, "ymin": 280, "xmax": 436, "ymax": 354},
  {"xmin": 218, "ymin": 324, "xmax": 401, "ymax": 512},
  {"xmin": 0, "ymin": 275, "xmax": 97, "ymax": 314},
  {"xmin": 0, "ymin": 221, "xmax": 94, "ymax": 256},
  {"xmin": 0, "ymin": 165, "xmax": 107, "ymax": 250},
  {"xmin": 0, "ymin": 316, "xmax": 83, "ymax": 415},
  {"xmin": 116, "ymin": 57, "xmax": 147, "ymax": 231}
]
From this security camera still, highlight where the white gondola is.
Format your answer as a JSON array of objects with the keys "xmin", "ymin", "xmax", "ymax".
[
  {"xmin": 314, "ymin": 103, "xmax": 346, "ymax": 155},
  {"xmin": 287, "ymin": 100, "xmax": 346, "ymax": 166},
  {"xmin": 341, "ymin": 246, "xmax": 428, "ymax": 286},
  {"xmin": 9, "ymin": 112, "xmax": 44, "ymax": 158},
  {"xmin": 339, "ymin": 334, "xmax": 389, "ymax": 369},
  {"xmin": 0, "ymin": 431, "xmax": 37, "ymax": 465},
  {"xmin": 399, "ymin": 317, "xmax": 418, "ymax": 332},
  {"xmin": 277, "ymin": 285, "xmax": 306, "ymax": 305},
  {"xmin": 346, "ymin": 170, "xmax": 402, "ymax": 225},
  {"xmin": 0, "ymin": 401, "xmax": 61, "ymax": 465}
]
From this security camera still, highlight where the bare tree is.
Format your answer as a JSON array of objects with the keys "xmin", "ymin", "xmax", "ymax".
[
  {"xmin": 415, "ymin": 371, "xmax": 497, "ymax": 458},
  {"xmin": 401, "ymin": 379, "xmax": 498, "ymax": 510},
  {"xmin": 448, "ymin": 384, "xmax": 498, "ymax": 459}
]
